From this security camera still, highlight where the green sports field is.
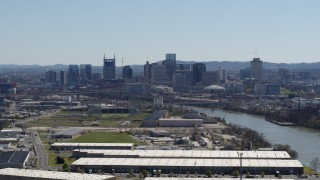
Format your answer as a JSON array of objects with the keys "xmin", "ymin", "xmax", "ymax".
[{"xmin": 68, "ymin": 132, "xmax": 147, "ymax": 145}]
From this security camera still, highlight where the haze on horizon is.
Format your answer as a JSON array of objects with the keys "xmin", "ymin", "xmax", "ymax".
[{"xmin": 1, "ymin": 0, "xmax": 320, "ymax": 66}]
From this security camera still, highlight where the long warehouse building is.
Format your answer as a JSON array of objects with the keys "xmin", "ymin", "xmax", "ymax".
[
  {"xmin": 71, "ymin": 158, "xmax": 303, "ymax": 175},
  {"xmin": 0, "ymin": 168, "xmax": 116, "ymax": 180},
  {"xmin": 72, "ymin": 149, "xmax": 292, "ymax": 159}
]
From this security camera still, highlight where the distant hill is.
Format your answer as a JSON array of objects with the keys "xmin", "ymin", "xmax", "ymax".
[{"xmin": 1, "ymin": 60, "xmax": 320, "ymax": 74}]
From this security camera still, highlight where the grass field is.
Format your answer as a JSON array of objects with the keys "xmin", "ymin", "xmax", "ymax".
[
  {"xmin": 281, "ymin": 88, "xmax": 304, "ymax": 95},
  {"xmin": 48, "ymin": 153, "xmax": 76, "ymax": 167},
  {"xmin": 68, "ymin": 132, "xmax": 147, "ymax": 145},
  {"xmin": 27, "ymin": 112, "xmax": 148, "ymax": 128},
  {"xmin": 304, "ymin": 166, "xmax": 318, "ymax": 175}
]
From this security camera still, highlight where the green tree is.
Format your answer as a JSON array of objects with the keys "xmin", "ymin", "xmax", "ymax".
[
  {"xmin": 232, "ymin": 170, "xmax": 240, "ymax": 177},
  {"xmin": 128, "ymin": 169, "xmax": 134, "ymax": 177},
  {"xmin": 206, "ymin": 169, "xmax": 213, "ymax": 177},
  {"xmin": 141, "ymin": 170, "xmax": 148, "ymax": 178},
  {"xmin": 274, "ymin": 144, "xmax": 298, "ymax": 159},
  {"xmin": 156, "ymin": 170, "xmax": 161, "ymax": 177},
  {"xmin": 56, "ymin": 156, "xmax": 65, "ymax": 164},
  {"xmin": 62, "ymin": 163, "xmax": 70, "ymax": 172},
  {"xmin": 311, "ymin": 158, "xmax": 320, "ymax": 172}
]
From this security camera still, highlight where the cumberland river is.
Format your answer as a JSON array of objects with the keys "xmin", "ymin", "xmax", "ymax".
[{"xmin": 188, "ymin": 106, "xmax": 320, "ymax": 167}]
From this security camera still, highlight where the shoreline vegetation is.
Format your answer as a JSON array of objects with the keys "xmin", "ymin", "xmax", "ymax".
[{"xmin": 219, "ymin": 103, "xmax": 320, "ymax": 130}]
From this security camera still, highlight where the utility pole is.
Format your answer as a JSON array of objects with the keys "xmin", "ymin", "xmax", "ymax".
[{"xmin": 238, "ymin": 152, "xmax": 243, "ymax": 180}]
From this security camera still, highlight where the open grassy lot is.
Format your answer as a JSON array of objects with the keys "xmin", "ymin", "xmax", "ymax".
[
  {"xmin": 68, "ymin": 132, "xmax": 147, "ymax": 145},
  {"xmin": 304, "ymin": 166, "xmax": 318, "ymax": 175},
  {"xmin": 48, "ymin": 153, "xmax": 76, "ymax": 167},
  {"xmin": 27, "ymin": 112, "xmax": 148, "ymax": 128}
]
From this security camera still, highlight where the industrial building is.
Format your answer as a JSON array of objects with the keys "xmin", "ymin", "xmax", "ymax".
[
  {"xmin": 90, "ymin": 104, "xmax": 138, "ymax": 114},
  {"xmin": 158, "ymin": 118, "xmax": 203, "ymax": 127},
  {"xmin": 0, "ymin": 151, "xmax": 30, "ymax": 168},
  {"xmin": 72, "ymin": 150, "xmax": 292, "ymax": 159},
  {"xmin": 0, "ymin": 142, "xmax": 11, "ymax": 149},
  {"xmin": 71, "ymin": 157, "xmax": 303, "ymax": 175},
  {"xmin": 141, "ymin": 110, "xmax": 168, "ymax": 127},
  {"xmin": 51, "ymin": 143, "xmax": 134, "ymax": 151},
  {"xmin": 0, "ymin": 137, "xmax": 18, "ymax": 144},
  {"xmin": 50, "ymin": 128, "xmax": 84, "ymax": 139},
  {"xmin": 71, "ymin": 150, "xmax": 303, "ymax": 175},
  {"xmin": 149, "ymin": 130, "xmax": 171, "ymax": 137},
  {"xmin": 146, "ymin": 178, "xmax": 293, "ymax": 180},
  {"xmin": 0, "ymin": 168, "xmax": 116, "ymax": 180}
]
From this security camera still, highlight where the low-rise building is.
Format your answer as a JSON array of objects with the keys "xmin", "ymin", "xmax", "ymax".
[
  {"xmin": 0, "ymin": 151, "xmax": 29, "ymax": 169},
  {"xmin": 51, "ymin": 128, "xmax": 84, "ymax": 139},
  {"xmin": 71, "ymin": 157, "xmax": 303, "ymax": 175},
  {"xmin": 149, "ymin": 130, "xmax": 170, "ymax": 137},
  {"xmin": 0, "ymin": 168, "xmax": 115, "ymax": 180},
  {"xmin": 159, "ymin": 118, "xmax": 203, "ymax": 127}
]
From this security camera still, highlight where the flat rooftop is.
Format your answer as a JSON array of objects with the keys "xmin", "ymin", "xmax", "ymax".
[
  {"xmin": 53, "ymin": 128, "xmax": 84, "ymax": 136},
  {"xmin": 159, "ymin": 118, "xmax": 203, "ymax": 121},
  {"xmin": 72, "ymin": 158, "xmax": 303, "ymax": 168},
  {"xmin": 146, "ymin": 179, "xmax": 293, "ymax": 180},
  {"xmin": 52, "ymin": 143, "xmax": 134, "ymax": 147},
  {"xmin": 0, "ymin": 168, "xmax": 115, "ymax": 180},
  {"xmin": 146, "ymin": 178, "xmax": 293, "ymax": 180},
  {"xmin": 73, "ymin": 150, "xmax": 292, "ymax": 159},
  {"xmin": 0, "ymin": 151, "xmax": 29, "ymax": 164}
]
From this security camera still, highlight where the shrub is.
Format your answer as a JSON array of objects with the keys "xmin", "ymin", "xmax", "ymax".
[
  {"xmin": 232, "ymin": 170, "xmax": 240, "ymax": 177},
  {"xmin": 56, "ymin": 156, "xmax": 65, "ymax": 164}
]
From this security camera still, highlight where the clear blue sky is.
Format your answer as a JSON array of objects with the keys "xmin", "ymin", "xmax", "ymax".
[{"xmin": 1, "ymin": 0, "xmax": 320, "ymax": 66}]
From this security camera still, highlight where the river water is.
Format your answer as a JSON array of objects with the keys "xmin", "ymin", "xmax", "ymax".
[{"xmin": 188, "ymin": 106, "xmax": 320, "ymax": 166}]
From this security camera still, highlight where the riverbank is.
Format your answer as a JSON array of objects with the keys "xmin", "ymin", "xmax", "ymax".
[
  {"xmin": 186, "ymin": 106, "xmax": 320, "ymax": 168},
  {"xmin": 219, "ymin": 105, "xmax": 320, "ymax": 130}
]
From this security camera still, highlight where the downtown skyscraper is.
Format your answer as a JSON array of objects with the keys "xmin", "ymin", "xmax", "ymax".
[{"xmin": 103, "ymin": 54, "xmax": 116, "ymax": 80}]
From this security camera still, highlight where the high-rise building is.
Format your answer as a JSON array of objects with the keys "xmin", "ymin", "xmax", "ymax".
[
  {"xmin": 103, "ymin": 54, "xmax": 116, "ymax": 80},
  {"xmin": 192, "ymin": 63, "xmax": 206, "ymax": 85},
  {"xmin": 217, "ymin": 67, "xmax": 227, "ymax": 83},
  {"xmin": 144, "ymin": 61, "xmax": 152, "ymax": 82},
  {"xmin": 173, "ymin": 71, "xmax": 193, "ymax": 87},
  {"xmin": 151, "ymin": 64, "xmax": 167, "ymax": 85},
  {"xmin": 202, "ymin": 71, "xmax": 218, "ymax": 86},
  {"xmin": 240, "ymin": 68, "xmax": 251, "ymax": 80},
  {"xmin": 166, "ymin": 53, "xmax": 176, "ymax": 61},
  {"xmin": 60, "ymin": 70, "xmax": 67, "ymax": 86},
  {"xmin": 162, "ymin": 53, "xmax": 176, "ymax": 80},
  {"xmin": 67, "ymin": 64, "xmax": 79, "ymax": 85},
  {"xmin": 250, "ymin": 58, "xmax": 263, "ymax": 81},
  {"xmin": 45, "ymin": 70, "xmax": 57, "ymax": 83},
  {"xmin": 123, "ymin": 65, "xmax": 133, "ymax": 79},
  {"xmin": 176, "ymin": 64, "xmax": 191, "ymax": 71},
  {"xmin": 80, "ymin": 64, "xmax": 92, "ymax": 82},
  {"xmin": 278, "ymin": 68, "xmax": 290, "ymax": 82}
]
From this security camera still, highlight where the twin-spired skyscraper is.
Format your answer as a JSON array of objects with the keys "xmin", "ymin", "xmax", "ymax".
[{"xmin": 103, "ymin": 54, "xmax": 116, "ymax": 80}]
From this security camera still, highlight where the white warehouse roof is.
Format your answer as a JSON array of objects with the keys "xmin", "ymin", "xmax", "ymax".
[
  {"xmin": 146, "ymin": 178, "xmax": 293, "ymax": 180},
  {"xmin": 72, "ymin": 158, "xmax": 303, "ymax": 168},
  {"xmin": 0, "ymin": 168, "xmax": 115, "ymax": 180},
  {"xmin": 74, "ymin": 150, "xmax": 291, "ymax": 159}
]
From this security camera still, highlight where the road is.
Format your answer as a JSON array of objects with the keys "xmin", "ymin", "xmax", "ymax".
[{"xmin": 30, "ymin": 130, "xmax": 49, "ymax": 170}]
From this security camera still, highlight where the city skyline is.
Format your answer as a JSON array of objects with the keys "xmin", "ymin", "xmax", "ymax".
[{"xmin": 1, "ymin": 0, "xmax": 320, "ymax": 65}]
